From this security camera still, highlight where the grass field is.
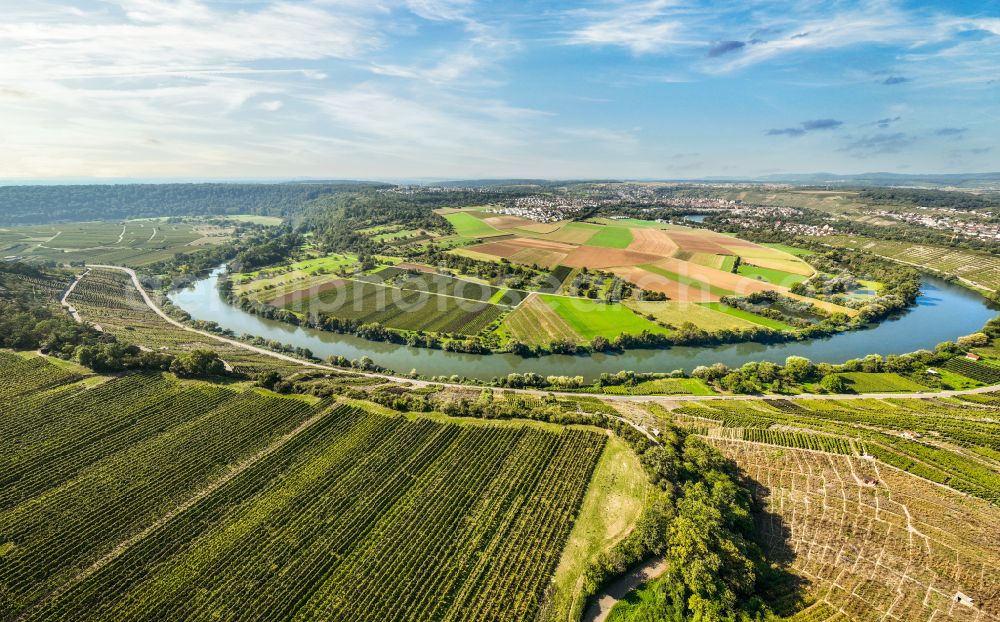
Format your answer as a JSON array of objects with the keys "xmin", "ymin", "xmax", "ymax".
[
  {"xmin": 586, "ymin": 225, "xmax": 634, "ymax": 248},
  {"xmin": 0, "ymin": 353, "xmax": 608, "ymax": 622},
  {"xmin": 699, "ymin": 302, "xmax": 795, "ymax": 331},
  {"xmin": 441, "ymin": 211, "xmax": 505, "ymax": 238},
  {"xmin": 737, "ymin": 262, "xmax": 809, "ymax": 286},
  {"xmin": 542, "ymin": 294, "xmax": 670, "ymax": 341},
  {"xmin": 546, "ymin": 437, "xmax": 650, "ymax": 621},
  {"xmin": 762, "ymin": 243, "xmax": 814, "ymax": 257},
  {"xmin": 623, "ymin": 300, "xmax": 757, "ymax": 330}
]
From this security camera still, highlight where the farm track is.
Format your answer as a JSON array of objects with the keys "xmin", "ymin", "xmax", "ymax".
[{"xmin": 84, "ymin": 264, "xmax": 1000, "ymax": 403}]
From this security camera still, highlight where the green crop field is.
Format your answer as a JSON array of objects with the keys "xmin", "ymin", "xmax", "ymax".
[
  {"xmin": 737, "ymin": 263, "xmax": 809, "ymax": 286},
  {"xmin": 585, "ymin": 225, "xmax": 633, "ymax": 248},
  {"xmin": 442, "ymin": 211, "xmax": 504, "ymax": 238},
  {"xmin": 623, "ymin": 300, "xmax": 756, "ymax": 330},
  {"xmin": 762, "ymin": 243, "xmax": 814, "ymax": 257},
  {"xmin": 542, "ymin": 294, "xmax": 669, "ymax": 341},
  {"xmin": 0, "ymin": 353, "xmax": 606, "ymax": 622},
  {"xmin": 699, "ymin": 302, "xmax": 795, "ymax": 331}
]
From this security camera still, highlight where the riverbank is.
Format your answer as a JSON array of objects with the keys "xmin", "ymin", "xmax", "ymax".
[{"xmin": 170, "ymin": 268, "xmax": 998, "ymax": 384}]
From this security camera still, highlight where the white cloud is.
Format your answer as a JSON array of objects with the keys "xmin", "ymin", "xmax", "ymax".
[{"xmin": 566, "ymin": 0, "xmax": 688, "ymax": 55}]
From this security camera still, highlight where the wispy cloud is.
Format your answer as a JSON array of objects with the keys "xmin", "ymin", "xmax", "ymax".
[
  {"xmin": 565, "ymin": 0, "xmax": 688, "ymax": 55},
  {"xmin": 841, "ymin": 132, "xmax": 916, "ymax": 156},
  {"xmin": 767, "ymin": 118, "xmax": 843, "ymax": 137}
]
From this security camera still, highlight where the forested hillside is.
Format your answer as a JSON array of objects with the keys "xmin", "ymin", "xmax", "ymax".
[{"xmin": 0, "ymin": 182, "xmax": 387, "ymax": 225}]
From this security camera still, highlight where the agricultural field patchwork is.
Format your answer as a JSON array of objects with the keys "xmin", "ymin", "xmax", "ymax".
[{"xmin": 502, "ymin": 293, "xmax": 581, "ymax": 344}]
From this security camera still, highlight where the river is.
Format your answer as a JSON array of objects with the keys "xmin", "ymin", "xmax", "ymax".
[{"xmin": 169, "ymin": 270, "xmax": 997, "ymax": 382}]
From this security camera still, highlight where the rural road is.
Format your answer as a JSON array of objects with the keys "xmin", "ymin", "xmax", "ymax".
[{"xmin": 83, "ymin": 264, "xmax": 1000, "ymax": 404}]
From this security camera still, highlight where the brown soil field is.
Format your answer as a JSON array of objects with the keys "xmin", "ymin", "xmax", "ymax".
[
  {"xmin": 269, "ymin": 278, "xmax": 345, "ymax": 307},
  {"xmin": 610, "ymin": 266, "xmax": 720, "ymax": 302},
  {"xmin": 561, "ymin": 247, "xmax": 662, "ymax": 269},
  {"xmin": 504, "ymin": 237, "xmax": 578, "ymax": 252},
  {"xmin": 512, "ymin": 221, "xmax": 569, "ymax": 235},
  {"xmin": 542, "ymin": 225, "xmax": 601, "ymax": 245},
  {"xmin": 466, "ymin": 241, "xmax": 523, "ymax": 257},
  {"xmin": 664, "ymin": 230, "xmax": 734, "ymax": 254},
  {"xmin": 395, "ymin": 262, "xmax": 439, "ymax": 274},
  {"xmin": 653, "ymin": 258, "xmax": 782, "ymax": 296},
  {"xmin": 626, "ymin": 228, "xmax": 678, "ymax": 257},
  {"xmin": 483, "ymin": 215, "xmax": 537, "ymax": 229},
  {"xmin": 510, "ymin": 248, "xmax": 568, "ymax": 269}
]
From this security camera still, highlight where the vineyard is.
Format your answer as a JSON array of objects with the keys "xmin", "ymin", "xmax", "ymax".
[
  {"xmin": 944, "ymin": 357, "xmax": 1000, "ymax": 384},
  {"xmin": 0, "ymin": 220, "xmax": 229, "ymax": 267},
  {"xmin": 662, "ymin": 395, "xmax": 1000, "ymax": 503},
  {"xmin": 69, "ymin": 268, "xmax": 311, "ymax": 376},
  {"xmin": 279, "ymin": 277, "xmax": 507, "ymax": 336},
  {"xmin": 705, "ymin": 440, "xmax": 1000, "ymax": 622},
  {"xmin": 1, "ymin": 352, "xmax": 607, "ymax": 621}
]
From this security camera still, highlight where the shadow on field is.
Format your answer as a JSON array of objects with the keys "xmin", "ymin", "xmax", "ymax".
[{"xmin": 739, "ymin": 471, "xmax": 810, "ymax": 618}]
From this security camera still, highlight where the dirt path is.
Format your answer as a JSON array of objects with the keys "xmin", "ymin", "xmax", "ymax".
[
  {"xmin": 60, "ymin": 268, "xmax": 90, "ymax": 322},
  {"xmin": 83, "ymin": 264, "xmax": 1000, "ymax": 403},
  {"xmin": 581, "ymin": 557, "xmax": 668, "ymax": 622}
]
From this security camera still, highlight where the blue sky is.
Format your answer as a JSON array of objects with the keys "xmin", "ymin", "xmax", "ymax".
[{"xmin": 0, "ymin": 0, "xmax": 997, "ymax": 179}]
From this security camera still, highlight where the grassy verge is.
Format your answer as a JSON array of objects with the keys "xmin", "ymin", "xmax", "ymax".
[{"xmin": 545, "ymin": 436, "xmax": 651, "ymax": 621}]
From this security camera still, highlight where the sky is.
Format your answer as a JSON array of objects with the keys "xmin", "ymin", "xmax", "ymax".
[{"xmin": 1, "ymin": 0, "xmax": 998, "ymax": 180}]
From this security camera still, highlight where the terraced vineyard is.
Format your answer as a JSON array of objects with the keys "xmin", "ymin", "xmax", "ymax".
[
  {"xmin": 706, "ymin": 440, "xmax": 1000, "ymax": 622},
  {"xmin": 1, "ymin": 353, "xmax": 607, "ymax": 622},
  {"xmin": 661, "ymin": 397, "xmax": 1000, "ymax": 503},
  {"xmin": 822, "ymin": 235, "xmax": 1000, "ymax": 292},
  {"xmin": 69, "ymin": 268, "xmax": 311, "ymax": 376}
]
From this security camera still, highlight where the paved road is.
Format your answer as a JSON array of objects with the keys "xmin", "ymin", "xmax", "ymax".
[{"xmin": 85, "ymin": 264, "xmax": 1000, "ymax": 403}]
